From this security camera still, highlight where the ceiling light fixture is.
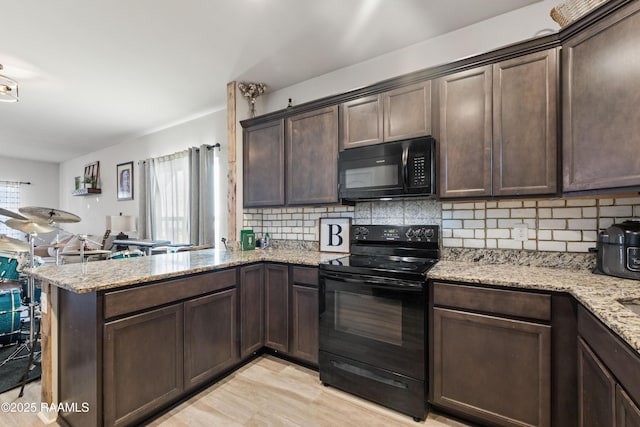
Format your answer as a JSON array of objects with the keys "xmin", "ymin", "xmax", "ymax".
[{"xmin": 0, "ymin": 64, "xmax": 19, "ymax": 103}]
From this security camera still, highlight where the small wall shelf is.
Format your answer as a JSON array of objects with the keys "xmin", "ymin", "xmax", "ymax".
[{"xmin": 72, "ymin": 188, "xmax": 102, "ymax": 196}]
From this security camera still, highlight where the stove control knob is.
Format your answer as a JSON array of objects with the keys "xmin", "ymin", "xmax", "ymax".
[
  {"xmin": 415, "ymin": 228, "xmax": 425, "ymax": 239},
  {"xmin": 405, "ymin": 228, "xmax": 415, "ymax": 238},
  {"xmin": 360, "ymin": 227, "xmax": 369, "ymax": 235},
  {"xmin": 424, "ymin": 228, "xmax": 435, "ymax": 239}
]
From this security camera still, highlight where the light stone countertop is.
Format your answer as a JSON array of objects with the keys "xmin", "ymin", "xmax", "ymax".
[
  {"xmin": 430, "ymin": 261, "xmax": 640, "ymax": 355},
  {"xmin": 28, "ymin": 248, "xmax": 344, "ymax": 294},
  {"xmin": 28, "ymin": 249, "xmax": 640, "ymax": 355}
]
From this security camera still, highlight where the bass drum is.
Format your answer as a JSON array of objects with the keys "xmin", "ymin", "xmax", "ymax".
[{"xmin": 0, "ymin": 286, "xmax": 22, "ymax": 346}]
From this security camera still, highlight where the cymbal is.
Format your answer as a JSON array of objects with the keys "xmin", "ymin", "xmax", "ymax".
[
  {"xmin": 5, "ymin": 218, "xmax": 57, "ymax": 234},
  {"xmin": 0, "ymin": 208, "xmax": 29, "ymax": 221},
  {"xmin": 0, "ymin": 235, "xmax": 29, "ymax": 252},
  {"xmin": 19, "ymin": 206, "xmax": 81, "ymax": 223}
]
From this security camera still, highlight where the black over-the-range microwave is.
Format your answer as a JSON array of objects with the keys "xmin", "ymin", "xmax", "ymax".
[{"xmin": 338, "ymin": 136, "xmax": 436, "ymax": 201}]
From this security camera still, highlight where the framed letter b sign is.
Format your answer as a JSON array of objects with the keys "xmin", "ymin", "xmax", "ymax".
[{"xmin": 319, "ymin": 217, "xmax": 351, "ymax": 253}]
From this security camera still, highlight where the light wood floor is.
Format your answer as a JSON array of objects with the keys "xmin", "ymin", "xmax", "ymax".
[{"xmin": 1, "ymin": 355, "xmax": 470, "ymax": 426}]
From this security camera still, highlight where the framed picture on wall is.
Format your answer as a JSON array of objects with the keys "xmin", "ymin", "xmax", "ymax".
[
  {"xmin": 319, "ymin": 217, "xmax": 351, "ymax": 253},
  {"xmin": 117, "ymin": 161, "xmax": 134, "ymax": 201}
]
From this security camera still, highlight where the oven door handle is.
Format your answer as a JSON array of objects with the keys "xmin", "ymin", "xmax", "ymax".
[{"xmin": 321, "ymin": 272, "xmax": 424, "ymax": 291}]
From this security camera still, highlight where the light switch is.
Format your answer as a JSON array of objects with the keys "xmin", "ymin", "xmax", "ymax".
[{"xmin": 512, "ymin": 223, "xmax": 528, "ymax": 241}]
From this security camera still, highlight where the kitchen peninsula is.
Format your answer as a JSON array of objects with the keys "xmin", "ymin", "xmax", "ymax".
[{"xmin": 29, "ymin": 247, "xmax": 640, "ymax": 427}]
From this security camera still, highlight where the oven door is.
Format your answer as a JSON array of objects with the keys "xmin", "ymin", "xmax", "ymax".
[{"xmin": 319, "ymin": 269, "xmax": 425, "ymax": 380}]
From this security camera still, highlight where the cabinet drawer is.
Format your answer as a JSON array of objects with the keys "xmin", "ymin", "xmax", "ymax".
[
  {"xmin": 104, "ymin": 268, "xmax": 237, "ymax": 319},
  {"xmin": 432, "ymin": 281, "xmax": 551, "ymax": 321},
  {"xmin": 291, "ymin": 266, "xmax": 318, "ymax": 287}
]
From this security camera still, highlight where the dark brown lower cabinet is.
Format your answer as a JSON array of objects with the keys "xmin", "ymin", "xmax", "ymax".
[
  {"xmin": 239, "ymin": 264, "xmax": 265, "ymax": 358},
  {"xmin": 104, "ymin": 304, "xmax": 184, "ymax": 427},
  {"xmin": 291, "ymin": 283, "xmax": 318, "ymax": 365},
  {"xmin": 264, "ymin": 263, "xmax": 289, "ymax": 352},
  {"xmin": 184, "ymin": 289, "xmax": 238, "ymax": 390},
  {"xmin": 578, "ymin": 337, "xmax": 616, "ymax": 427},
  {"xmin": 617, "ymin": 385, "xmax": 640, "ymax": 427}
]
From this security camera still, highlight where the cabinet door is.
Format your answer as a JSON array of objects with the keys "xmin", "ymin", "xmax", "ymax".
[
  {"xmin": 493, "ymin": 49, "xmax": 558, "ymax": 196},
  {"xmin": 291, "ymin": 284, "xmax": 318, "ymax": 365},
  {"xmin": 264, "ymin": 263, "xmax": 289, "ymax": 353},
  {"xmin": 340, "ymin": 94, "xmax": 384, "ymax": 149},
  {"xmin": 562, "ymin": 2, "xmax": 640, "ymax": 192},
  {"xmin": 104, "ymin": 304, "xmax": 184, "ymax": 427},
  {"xmin": 617, "ymin": 384, "xmax": 640, "ymax": 427},
  {"xmin": 437, "ymin": 66, "xmax": 493, "ymax": 198},
  {"xmin": 578, "ymin": 337, "xmax": 616, "ymax": 427},
  {"xmin": 432, "ymin": 307, "xmax": 551, "ymax": 427},
  {"xmin": 286, "ymin": 106, "xmax": 339, "ymax": 205},
  {"xmin": 184, "ymin": 289, "xmax": 238, "ymax": 390},
  {"xmin": 239, "ymin": 264, "xmax": 264, "ymax": 358},
  {"xmin": 243, "ymin": 120, "xmax": 285, "ymax": 207},
  {"xmin": 383, "ymin": 81, "xmax": 431, "ymax": 142}
]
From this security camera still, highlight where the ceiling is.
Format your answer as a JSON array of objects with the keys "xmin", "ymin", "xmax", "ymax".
[{"xmin": 0, "ymin": 0, "xmax": 541, "ymax": 163}]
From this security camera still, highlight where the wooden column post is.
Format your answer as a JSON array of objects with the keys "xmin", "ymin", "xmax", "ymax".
[{"xmin": 227, "ymin": 81, "xmax": 237, "ymax": 242}]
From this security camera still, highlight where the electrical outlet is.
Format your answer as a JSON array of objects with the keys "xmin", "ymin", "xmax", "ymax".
[{"xmin": 512, "ymin": 223, "xmax": 528, "ymax": 241}]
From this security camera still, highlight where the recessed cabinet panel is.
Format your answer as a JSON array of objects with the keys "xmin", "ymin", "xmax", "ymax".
[
  {"xmin": 264, "ymin": 264, "xmax": 289, "ymax": 353},
  {"xmin": 240, "ymin": 264, "xmax": 265, "ymax": 358},
  {"xmin": 616, "ymin": 385, "xmax": 640, "ymax": 427},
  {"xmin": 563, "ymin": 2, "xmax": 640, "ymax": 192},
  {"xmin": 493, "ymin": 49, "xmax": 558, "ymax": 196},
  {"xmin": 383, "ymin": 81, "xmax": 431, "ymax": 142},
  {"xmin": 437, "ymin": 66, "xmax": 493, "ymax": 198},
  {"xmin": 578, "ymin": 337, "xmax": 616, "ymax": 427},
  {"xmin": 291, "ymin": 284, "xmax": 318, "ymax": 365},
  {"xmin": 340, "ymin": 95, "xmax": 384, "ymax": 149},
  {"xmin": 243, "ymin": 120, "xmax": 285, "ymax": 207},
  {"xmin": 286, "ymin": 106, "xmax": 339, "ymax": 205}
]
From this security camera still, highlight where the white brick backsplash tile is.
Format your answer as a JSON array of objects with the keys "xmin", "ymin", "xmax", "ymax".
[
  {"xmin": 536, "ymin": 208, "xmax": 550, "ymax": 219},
  {"xmin": 487, "ymin": 229, "xmax": 511, "ymax": 239},
  {"xmin": 599, "ymin": 218, "xmax": 615, "ymax": 229},
  {"xmin": 635, "ymin": 206, "xmax": 640, "ymax": 217},
  {"xmin": 615, "ymin": 197, "xmax": 640, "ymax": 205},
  {"xmin": 599, "ymin": 198, "xmax": 614, "ymax": 206},
  {"xmin": 486, "ymin": 219, "xmax": 497, "ymax": 228},
  {"xmin": 475, "ymin": 202, "xmax": 486, "ymax": 209},
  {"xmin": 511, "ymin": 208, "xmax": 536, "ymax": 218},
  {"xmin": 538, "ymin": 200, "xmax": 566, "ymax": 207},
  {"xmin": 474, "ymin": 210, "xmax": 486, "ymax": 219},
  {"xmin": 441, "ymin": 203, "xmax": 453, "ymax": 210},
  {"xmin": 497, "ymin": 201, "xmax": 522, "ymax": 208},
  {"xmin": 552, "ymin": 208, "xmax": 582, "ymax": 218},
  {"xmin": 524, "ymin": 241, "xmax": 537, "ymax": 251},
  {"xmin": 566, "ymin": 199, "xmax": 596, "ymax": 207},
  {"xmin": 583, "ymin": 230, "xmax": 598, "ymax": 242},
  {"xmin": 453, "ymin": 229, "xmax": 475, "ymax": 238},
  {"xmin": 568, "ymin": 219, "xmax": 597, "ymax": 230},
  {"xmin": 553, "ymin": 230, "xmax": 582, "ymax": 241},
  {"xmin": 464, "ymin": 220, "xmax": 485, "ymax": 229},
  {"xmin": 452, "ymin": 210, "xmax": 474, "ymax": 219},
  {"xmin": 486, "ymin": 239, "xmax": 497, "ymax": 248},
  {"xmin": 600, "ymin": 205, "xmax": 633, "ymax": 218},
  {"xmin": 567, "ymin": 242, "xmax": 595, "ymax": 252},
  {"xmin": 582, "ymin": 207, "xmax": 597, "ymax": 218},
  {"xmin": 538, "ymin": 241, "xmax": 566, "ymax": 251},
  {"xmin": 443, "ymin": 238, "xmax": 463, "ymax": 247},
  {"xmin": 498, "ymin": 239, "xmax": 522, "ymax": 249},
  {"xmin": 527, "ymin": 229, "xmax": 537, "ymax": 239},
  {"xmin": 498, "ymin": 219, "xmax": 535, "ymax": 228},
  {"xmin": 442, "ymin": 219, "xmax": 462, "ymax": 229},
  {"xmin": 539, "ymin": 219, "xmax": 566, "ymax": 230},
  {"xmin": 486, "ymin": 209, "xmax": 510, "ymax": 218},
  {"xmin": 442, "ymin": 210, "xmax": 452, "ymax": 219},
  {"xmin": 442, "ymin": 229, "xmax": 453, "ymax": 238},
  {"xmin": 463, "ymin": 239, "xmax": 485, "ymax": 248},
  {"xmin": 538, "ymin": 230, "xmax": 552, "ymax": 240},
  {"xmin": 522, "ymin": 201, "xmax": 535, "ymax": 208},
  {"xmin": 475, "ymin": 229, "xmax": 485, "ymax": 239},
  {"xmin": 486, "ymin": 201, "xmax": 497, "ymax": 208},
  {"xmin": 453, "ymin": 202, "xmax": 475, "ymax": 210}
]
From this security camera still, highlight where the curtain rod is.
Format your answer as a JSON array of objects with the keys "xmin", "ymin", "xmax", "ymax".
[{"xmin": 0, "ymin": 180, "xmax": 30, "ymax": 185}]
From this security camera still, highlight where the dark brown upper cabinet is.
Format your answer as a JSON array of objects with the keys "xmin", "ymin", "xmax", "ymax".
[
  {"xmin": 340, "ymin": 81, "xmax": 431, "ymax": 150},
  {"xmin": 437, "ymin": 49, "xmax": 558, "ymax": 199},
  {"xmin": 562, "ymin": 1, "xmax": 640, "ymax": 193},
  {"xmin": 286, "ymin": 105, "xmax": 339, "ymax": 205},
  {"xmin": 437, "ymin": 66, "xmax": 493, "ymax": 198},
  {"xmin": 243, "ymin": 120, "xmax": 285, "ymax": 207},
  {"xmin": 493, "ymin": 49, "xmax": 558, "ymax": 196}
]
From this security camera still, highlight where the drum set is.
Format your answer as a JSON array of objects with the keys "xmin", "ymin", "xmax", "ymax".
[{"xmin": 0, "ymin": 206, "xmax": 81, "ymax": 395}]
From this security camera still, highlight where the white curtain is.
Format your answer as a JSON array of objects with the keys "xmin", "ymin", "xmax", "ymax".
[{"xmin": 138, "ymin": 145, "xmax": 215, "ymax": 246}]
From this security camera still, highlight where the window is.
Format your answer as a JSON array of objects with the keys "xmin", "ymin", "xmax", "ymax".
[
  {"xmin": 150, "ymin": 152, "xmax": 190, "ymax": 244},
  {"xmin": 0, "ymin": 182, "xmax": 22, "ymax": 240}
]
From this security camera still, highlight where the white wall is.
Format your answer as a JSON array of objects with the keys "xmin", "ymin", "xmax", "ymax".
[
  {"xmin": 58, "ymin": 109, "xmax": 229, "ymax": 245},
  {"xmin": 0, "ymin": 156, "xmax": 59, "ymax": 209},
  {"xmin": 263, "ymin": 0, "xmax": 559, "ymax": 113}
]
